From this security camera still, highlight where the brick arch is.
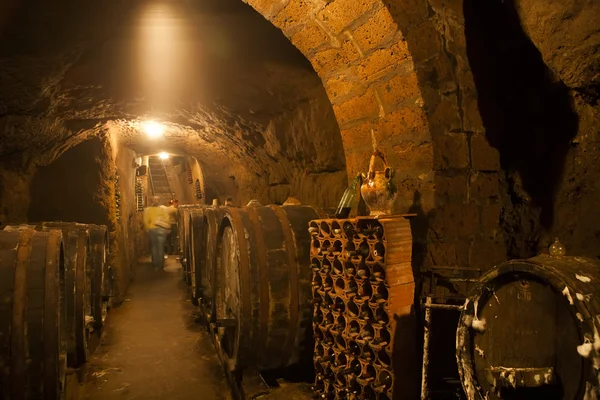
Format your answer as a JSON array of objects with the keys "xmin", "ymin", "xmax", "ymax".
[
  {"xmin": 244, "ymin": 0, "xmax": 434, "ymax": 212},
  {"xmin": 245, "ymin": 0, "xmax": 508, "ymax": 274}
]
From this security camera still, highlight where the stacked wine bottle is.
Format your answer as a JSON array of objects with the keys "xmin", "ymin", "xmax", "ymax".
[{"xmin": 309, "ymin": 218, "xmax": 395, "ymax": 400}]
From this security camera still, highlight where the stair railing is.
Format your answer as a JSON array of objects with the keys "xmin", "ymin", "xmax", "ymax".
[
  {"xmin": 148, "ymin": 159, "xmax": 156, "ymax": 196},
  {"xmin": 160, "ymin": 158, "xmax": 175, "ymax": 200}
]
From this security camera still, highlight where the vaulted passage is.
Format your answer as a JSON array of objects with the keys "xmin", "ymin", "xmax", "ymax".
[
  {"xmin": 0, "ymin": 0, "xmax": 599, "ymax": 399},
  {"xmin": 84, "ymin": 257, "xmax": 229, "ymax": 400}
]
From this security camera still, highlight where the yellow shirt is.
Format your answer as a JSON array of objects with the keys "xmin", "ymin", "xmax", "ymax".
[
  {"xmin": 166, "ymin": 206, "xmax": 178, "ymax": 224},
  {"xmin": 143, "ymin": 206, "xmax": 169, "ymax": 230}
]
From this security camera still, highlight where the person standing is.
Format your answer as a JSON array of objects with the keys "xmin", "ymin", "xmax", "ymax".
[
  {"xmin": 143, "ymin": 196, "xmax": 170, "ymax": 270},
  {"xmin": 166, "ymin": 199, "xmax": 179, "ymax": 255}
]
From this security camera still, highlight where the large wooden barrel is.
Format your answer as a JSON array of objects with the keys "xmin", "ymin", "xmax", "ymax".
[
  {"xmin": 39, "ymin": 222, "xmax": 91, "ymax": 367},
  {"xmin": 0, "ymin": 227, "xmax": 67, "ymax": 399},
  {"xmin": 187, "ymin": 208, "xmax": 205, "ymax": 295},
  {"xmin": 214, "ymin": 203, "xmax": 326, "ymax": 372},
  {"xmin": 191, "ymin": 207, "xmax": 226, "ymax": 320},
  {"xmin": 42, "ymin": 222, "xmax": 109, "ymax": 332},
  {"xmin": 456, "ymin": 255, "xmax": 600, "ymax": 400}
]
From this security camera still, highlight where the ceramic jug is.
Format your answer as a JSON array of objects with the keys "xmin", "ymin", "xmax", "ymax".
[{"xmin": 360, "ymin": 150, "xmax": 397, "ymax": 216}]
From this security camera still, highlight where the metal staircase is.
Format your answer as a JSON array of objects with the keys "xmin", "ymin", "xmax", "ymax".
[{"xmin": 148, "ymin": 156, "xmax": 173, "ymax": 201}]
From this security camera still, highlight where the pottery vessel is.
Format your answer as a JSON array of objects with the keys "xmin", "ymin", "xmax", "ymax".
[{"xmin": 360, "ymin": 151, "xmax": 397, "ymax": 216}]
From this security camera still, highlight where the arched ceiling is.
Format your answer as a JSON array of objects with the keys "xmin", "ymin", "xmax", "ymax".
[
  {"xmin": 1, "ymin": 0, "xmax": 597, "ymax": 214},
  {"xmin": 0, "ymin": 0, "xmax": 346, "ymax": 202}
]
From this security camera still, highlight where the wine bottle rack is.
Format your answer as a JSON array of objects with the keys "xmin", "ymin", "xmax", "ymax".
[{"xmin": 309, "ymin": 216, "xmax": 416, "ymax": 400}]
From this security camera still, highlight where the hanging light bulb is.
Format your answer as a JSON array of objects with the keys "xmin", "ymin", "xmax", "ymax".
[
  {"xmin": 159, "ymin": 152, "xmax": 169, "ymax": 160},
  {"xmin": 142, "ymin": 120, "xmax": 165, "ymax": 138}
]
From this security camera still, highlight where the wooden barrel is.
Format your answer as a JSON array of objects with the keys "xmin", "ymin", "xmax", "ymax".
[
  {"xmin": 187, "ymin": 209, "xmax": 205, "ymax": 303},
  {"xmin": 214, "ymin": 203, "xmax": 326, "ymax": 371},
  {"xmin": 88, "ymin": 225, "xmax": 110, "ymax": 330},
  {"xmin": 42, "ymin": 222, "xmax": 109, "ymax": 332},
  {"xmin": 179, "ymin": 205, "xmax": 204, "ymax": 286},
  {"xmin": 0, "ymin": 227, "xmax": 67, "ymax": 399},
  {"xmin": 40, "ymin": 222, "xmax": 91, "ymax": 367},
  {"xmin": 191, "ymin": 207, "xmax": 226, "ymax": 320},
  {"xmin": 456, "ymin": 255, "xmax": 600, "ymax": 400}
]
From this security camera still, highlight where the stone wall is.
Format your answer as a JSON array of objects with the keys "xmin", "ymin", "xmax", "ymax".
[
  {"xmin": 240, "ymin": 0, "xmax": 600, "ymax": 385},
  {"xmin": 244, "ymin": 0, "xmax": 600, "ymax": 272},
  {"xmin": 0, "ymin": 135, "xmax": 144, "ymax": 305},
  {"xmin": 246, "ymin": 0, "xmax": 436, "ymax": 212},
  {"xmin": 111, "ymin": 141, "xmax": 145, "ymax": 304},
  {"xmin": 157, "ymin": 93, "xmax": 349, "ymax": 210},
  {"xmin": 243, "ymin": 0, "xmax": 506, "ymax": 281},
  {"xmin": 0, "ymin": 165, "xmax": 34, "ymax": 228},
  {"xmin": 552, "ymin": 99, "xmax": 600, "ymax": 258}
]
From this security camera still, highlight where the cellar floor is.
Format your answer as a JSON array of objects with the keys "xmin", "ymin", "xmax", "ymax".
[{"xmin": 74, "ymin": 256, "xmax": 230, "ymax": 400}]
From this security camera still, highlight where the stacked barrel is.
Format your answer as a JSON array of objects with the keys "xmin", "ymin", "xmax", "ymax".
[
  {"xmin": 212, "ymin": 203, "xmax": 325, "ymax": 373},
  {"xmin": 178, "ymin": 200, "xmax": 329, "ymax": 398},
  {"xmin": 178, "ymin": 204, "xmax": 227, "ymax": 320},
  {"xmin": 0, "ymin": 222, "xmax": 111, "ymax": 399},
  {"xmin": 308, "ymin": 216, "xmax": 416, "ymax": 400}
]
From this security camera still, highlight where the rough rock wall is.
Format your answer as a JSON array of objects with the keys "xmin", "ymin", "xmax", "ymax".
[
  {"xmin": 156, "ymin": 93, "xmax": 348, "ymax": 210},
  {"xmin": 172, "ymin": 160, "xmax": 201, "ymax": 205},
  {"xmin": 24, "ymin": 136, "xmax": 119, "ymax": 302},
  {"xmin": 27, "ymin": 138, "xmax": 112, "ymax": 224},
  {"xmin": 515, "ymin": 0, "xmax": 600, "ymax": 103},
  {"xmin": 259, "ymin": 96, "xmax": 346, "ymax": 208},
  {"xmin": 465, "ymin": 0, "xmax": 600, "ymax": 260},
  {"xmin": 552, "ymin": 100, "xmax": 600, "ymax": 257},
  {"xmin": 0, "ymin": 134, "xmax": 143, "ymax": 305},
  {"xmin": 112, "ymin": 141, "xmax": 144, "ymax": 301},
  {"xmin": 513, "ymin": 0, "xmax": 600, "ymax": 258},
  {"xmin": 0, "ymin": 165, "xmax": 34, "ymax": 227}
]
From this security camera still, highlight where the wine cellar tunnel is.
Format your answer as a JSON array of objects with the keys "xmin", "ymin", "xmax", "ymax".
[{"xmin": 0, "ymin": 0, "xmax": 599, "ymax": 399}]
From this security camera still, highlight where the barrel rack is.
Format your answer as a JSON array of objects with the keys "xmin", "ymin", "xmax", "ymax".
[{"xmin": 0, "ymin": 222, "xmax": 111, "ymax": 399}]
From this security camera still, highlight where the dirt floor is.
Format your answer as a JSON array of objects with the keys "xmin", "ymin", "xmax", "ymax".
[{"xmin": 70, "ymin": 256, "xmax": 231, "ymax": 400}]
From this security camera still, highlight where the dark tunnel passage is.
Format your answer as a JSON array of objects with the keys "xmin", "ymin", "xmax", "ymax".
[{"xmin": 1, "ymin": 0, "xmax": 600, "ymax": 400}]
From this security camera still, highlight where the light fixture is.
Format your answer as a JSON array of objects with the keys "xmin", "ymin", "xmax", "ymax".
[
  {"xmin": 142, "ymin": 120, "xmax": 165, "ymax": 138},
  {"xmin": 159, "ymin": 152, "xmax": 170, "ymax": 160}
]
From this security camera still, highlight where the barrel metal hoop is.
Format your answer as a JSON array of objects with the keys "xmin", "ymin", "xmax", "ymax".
[
  {"xmin": 44, "ymin": 230, "xmax": 65, "ymax": 397},
  {"xmin": 246, "ymin": 206, "xmax": 270, "ymax": 360},
  {"xmin": 11, "ymin": 229, "xmax": 34, "ymax": 398},
  {"xmin": 88, "ymin": 225, "xmax": 108, "ymax": 329},
  {"xmin": 204, "ymin": 210, "xmax": 221, "ymax": 321},
  {"xmin": 75, "ymin": 231, "xmax": 89, "ymax": 364},
  {"xmin": 228, "ymin": 208, "xmax": 253, "ymax": 368},
  {"xmin": 186, "ymin": 213, "xmax": 195, "ymax": 278},
  {"xmin": 190, "ymin": 211, "xmax": 205, "ymax": 291},
  {"xmin": 269, "ymin": 205, "xmax": 300, "ymax": 367}
]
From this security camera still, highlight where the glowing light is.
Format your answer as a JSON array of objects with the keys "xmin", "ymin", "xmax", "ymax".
[
  {"xmin": 142, "ymin": 121, "xmax": 165, "ymax": 138},
  {"xmin": 159, "ymin": 152, "xmax": 170, "ymax": 160}
]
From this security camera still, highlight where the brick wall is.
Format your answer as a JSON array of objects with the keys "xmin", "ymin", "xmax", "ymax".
[{"xmin": 245, "ymin": 0, "xmax": 507, "ymax": 277}]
